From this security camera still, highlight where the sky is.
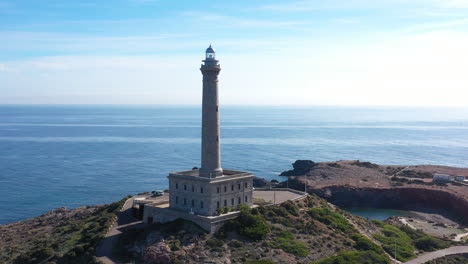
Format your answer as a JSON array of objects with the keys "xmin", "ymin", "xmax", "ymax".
[{"xmin": 1, "ymin": 0, "xmax": 468, "ymax": 106}]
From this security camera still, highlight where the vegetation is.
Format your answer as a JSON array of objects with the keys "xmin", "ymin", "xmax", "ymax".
[
  {"xmin": 108, "ymin": 194, "xmax": 447, "ymax": 264},
  {"xmin": 351, "ymin": 233, "xmax": 383, "ymax": 254},
  {"xmin": 414, "ymin": 236, "xmax": 450, "ymax": 252},
  {"xmin": 308, "ymin": 207, "xmax": 355, "ymax": 233},
  {"xmin": 269, "ymin": 231, "xmax": 309, "ymax": 257},
  {"xmin": 372, "ymin": 220, "xmax": 416, "ymax": 261},
  {"xmin": 425, "ymin": 254, "xmax": 468, "ymax": 264},
  {"xmin": 8, "ymin": 196, "xmax": 130, "ymax": 264},
  {"xmin": 312, "ymin": 250, "xmax": 390, "ymax": 264},
  {"xmin": 222, "ymin": 204, "xmax": 271, "ymax": 240},
  {"xmin": 398, "ymin": 225, "xmax": 450, "ymax": 251}
]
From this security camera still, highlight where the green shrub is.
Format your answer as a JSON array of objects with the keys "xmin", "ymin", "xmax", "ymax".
[
  {"xmin": 271, "ymin": 237, "xmax": 309, "ymax": 257},
  {"xmin": 231, "ymin": 207, "xmax": 271, "ymax": 240},
  {"xmin": 170, "ymin": 240, "xmax": 182, "ymax": 251},
  {"xmin": 313, "ymin": 250, "xmax": 390, "ymax": 264},
  {"xmin": 281, "ymin": 201, "xmax": 299, "ymax": 216},
  {"xmin": 269, "ymin": 231, "xmax": 309, "ymax": 257},
  {"xmin": 206, "ymin": 238, "xmax": 224, "ymax": 248},
  {"xmin": 372, "ymin": 223, "xmax": 416, "ymax": 261},
  {"xmin": 241, "ymin": 216, "xmax": 271, "ymax": 241},
  {"xmin": 351, "ymin": 233, "xmax": 383, "ymax": 254},
  {"xmin": 414, "ymin": 236, "xmax": 450, "ymax": 252},
  {"xmin": 308, "ymin": 208, "xmax": 355, "ymax": 233},
  {"xmin": 228, "ymin": 240, "xmax": 243, "ymax": 248},
  {"xmin": 399, "ymin": 225, "xmax": 425, "ymax": 240}
]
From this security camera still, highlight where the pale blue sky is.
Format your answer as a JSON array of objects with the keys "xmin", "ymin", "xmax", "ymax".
[{"xmin": 1, "ymin": 0, "xmax": 468, "ymax": 106}]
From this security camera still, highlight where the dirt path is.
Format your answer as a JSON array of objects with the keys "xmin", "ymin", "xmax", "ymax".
[
  {"xmin": 454, "ymin": 232, "xmax": 468, "ymax": 242},
  {"xmin": 96, "ymin": 196, "xmax": 141, "ymax": 264},
  {"xmin": 404, "ymin": 246, "xmax": 468, "ymax": 264}
]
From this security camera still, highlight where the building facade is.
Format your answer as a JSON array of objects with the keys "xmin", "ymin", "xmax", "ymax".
[{"xmin": 168, "ymin": 169, "xmax": 253, "ymax": 215}]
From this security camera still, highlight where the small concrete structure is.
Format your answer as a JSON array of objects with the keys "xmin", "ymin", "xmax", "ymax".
[
  {"xmin": 455, "ymin": 176, "xmax": 466, "ymax": 182},
  {"xmin": 433, "ymin": 173, "xmax": 452, "ymax": 183}
]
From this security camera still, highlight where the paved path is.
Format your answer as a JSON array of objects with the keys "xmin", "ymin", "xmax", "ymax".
[
  {"xmin": 96, "ymin": 196, "xmax": 141, "ymax": 264},
  {"xmin": 404, "ymin": 246, "xmax": 468, "ymax": 264}
]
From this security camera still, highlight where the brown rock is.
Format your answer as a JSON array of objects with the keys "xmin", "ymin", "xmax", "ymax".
[{"xmin": 143, "ymin": 242, "xmax": 171, "ymax": 264}]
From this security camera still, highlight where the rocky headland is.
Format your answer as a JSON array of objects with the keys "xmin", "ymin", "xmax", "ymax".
[
  {"xmin": 279, "ymin": 160, "xmax": 468, "ymax": 225},
  {"xmin": 0, "ymin": 161, "xmax": 467, "ymax": 264}
]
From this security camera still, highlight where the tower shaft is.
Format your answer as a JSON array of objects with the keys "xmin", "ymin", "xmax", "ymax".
[{"xmin": 200, "ymin": 61, "xmax": 222, "ymax": 177}]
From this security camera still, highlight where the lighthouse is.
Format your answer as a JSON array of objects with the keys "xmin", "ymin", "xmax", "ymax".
[
  {"xmin": 200, "ymin": 45, "xmax": 223, "ymax": 177},
  {"xmin": 148, "ymin": 45, "xmax": 254, "ymax": 227}
]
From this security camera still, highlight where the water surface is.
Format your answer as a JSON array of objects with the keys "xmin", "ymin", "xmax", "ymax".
[{"xmin": 1, "ymin": 105, "xmax": 467, "ymax": 224}]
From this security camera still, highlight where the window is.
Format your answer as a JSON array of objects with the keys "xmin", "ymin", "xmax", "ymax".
[
  {"xmin": 245, "ymin": 196, "xmax": 248, "ymax": 202},
  {"xmin": 224, "ymin": 200, "xmax": 227, "ymax": 206},
  {"xmin": 231, "ymin": 198, "xmax": 234, "ymax": 206},
  {"xmin": 201, "ymin": 201, "xmax": 204, "ymax": 208},
  {"xmin": 238, "ymin": 197, "xmax": 241, "ymax": 204},
  {"xmin": 184, "ymin": 198, "xmax": 187, "ymax": 205},
  {"xmin": 201, "ymin": 187, "xmax": 204, "ymax": 193},
  {"xmin": 184, "ymin": 184, "xmax": 187, "ymax": 191},
  {"xmin": 244, "ymin": 182, "xmax": 248, "ymax": 188},
  {"xmin": 192, "ymin": 185, "xmax": 194, "ymax": 192},
  {"xmin": 238, "ymin": 183, "xmax": 241, "ymax": 190},
  {"xmin": 192, "ymin": 200, "xmax": 195, "ymax": 207},
  {"xmin": 176, "ymin": 183, "xmax": 178, "ymax": 189},
  {"xmin": 176, "ymin": 196, "xmax": 179, "ymax": 204},
  {"xmin": 217, "ymin": 201, "xmax": 220, "ymax": 208},
  {"xmin": 217, "ymin": 187, "xmax": 220, "ymax": 193},
  {"xmin": 224, "ymin": 186, "xmax": 227, "ymax": 192},
  {"xmin": 231, "ymin": 185, "xmax": 234, "ymax": 191}
]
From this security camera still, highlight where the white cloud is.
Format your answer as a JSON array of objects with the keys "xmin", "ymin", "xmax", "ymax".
[
  {"xmin": 0, "ymin": 63, "xmax": 8, "ymax": 72},
  {"xmin": 259, "ymin": 0, "xmax": 468, "ymax": 11},
  {"xmin": 2, "ymin": 30, "xmax": 467, "ymax": 106},
  {"xmin": 180, "ymin": 11, "xmax": 305, "ymax": 29},
  {"xmin": 434, "ymin": 0, "xmax": 468, "ymax": 8}
]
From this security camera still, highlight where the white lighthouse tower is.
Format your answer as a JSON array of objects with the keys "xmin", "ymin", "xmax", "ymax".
[
  {"xmin": 144, "ymin": 46, "xmax": 254, "ymax": 232},
  {"xmin": 200, "ymin": 45, "xmax": 223, "ymax": 177}
]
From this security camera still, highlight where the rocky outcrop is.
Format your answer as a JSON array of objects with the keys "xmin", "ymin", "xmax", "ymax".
[
  {"xmin": 253, "ymin": 177, "xmax": 269, "ymax": 188},
  {"xmin": 313, "ymin": 186, "xmax": 468, "ymax": 225},
  {"xmin": 280, "ymin": 160, "xmax": 317, "ymax": 176},
  {"xmin": 143, "ymin": 242, "xmax": 172, "ymax": 264}
]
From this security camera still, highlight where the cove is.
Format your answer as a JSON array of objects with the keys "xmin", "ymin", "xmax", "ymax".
[{"xmin": 342, "ymin": 207, "xmax": 415, "ymax": 221}]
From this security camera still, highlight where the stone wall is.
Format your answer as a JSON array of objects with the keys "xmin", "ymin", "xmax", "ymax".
[{"xmin": 143, "ymin": 206, "xmax": 240, "ymax": 233}]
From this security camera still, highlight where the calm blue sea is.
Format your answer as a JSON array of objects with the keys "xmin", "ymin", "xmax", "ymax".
[{"xmin": 1, "ymin": 105, "xmax": 468, "ymax": 224}]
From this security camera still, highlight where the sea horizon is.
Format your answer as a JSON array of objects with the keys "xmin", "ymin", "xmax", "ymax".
[{"xmin": 1, "ymin": 104, "xmax": 467, "ymax": 224}]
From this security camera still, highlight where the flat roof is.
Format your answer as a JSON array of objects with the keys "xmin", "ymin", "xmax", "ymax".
[{"xmin": 168, "ymin": 169, "xmax": 254, "ymax": 183}]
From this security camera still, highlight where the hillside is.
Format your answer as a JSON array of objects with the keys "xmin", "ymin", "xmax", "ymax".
[
  {"xmin": 113, "ymin": 195, "xmax": 460, "ymax": 264},
  {"xmin": 0, "ymin": 197, "xmax": 128, "ymax": 264},
  {"xmin": 0, "ymin": 193, "xmax": 463, "ymax": 264}
]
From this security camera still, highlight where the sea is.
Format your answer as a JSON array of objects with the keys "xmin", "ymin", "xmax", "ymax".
[{"xmin": 1, "ymin": 105, "xmax": 468, "ymax": 224}]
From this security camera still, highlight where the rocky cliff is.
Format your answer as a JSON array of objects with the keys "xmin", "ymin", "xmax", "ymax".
[{"xmin": 313, "ymin": 186, "xmax": 468, "ymax": 225}]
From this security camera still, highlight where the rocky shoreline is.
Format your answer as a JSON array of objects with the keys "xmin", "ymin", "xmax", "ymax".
[{"xmin": 278, "ymin": 160, "xmax": 468, "ymax": 226}]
